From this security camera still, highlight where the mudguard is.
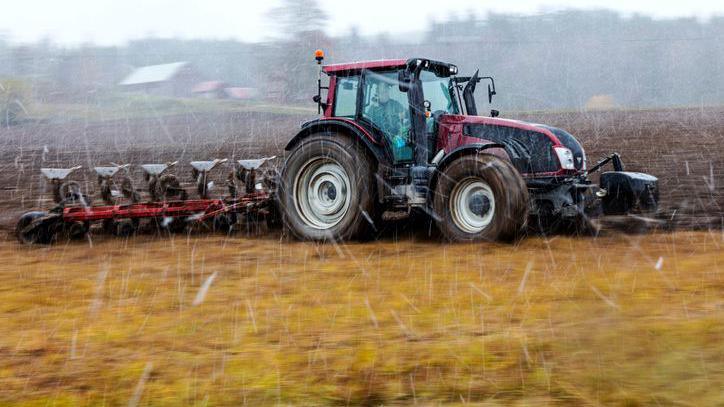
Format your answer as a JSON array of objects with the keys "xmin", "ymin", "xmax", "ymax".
[
  {"xmin": 284, "ymin": 118, "xmax": 388, "ymax": 165},
  {"xmin": 429, "ymin": 143, "xmax": 509, "ymax": 193}
]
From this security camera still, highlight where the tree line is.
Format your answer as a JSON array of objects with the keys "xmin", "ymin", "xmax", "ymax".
[{"xmin": 0, "ymin": 4, "xmax": 722, "ymax": 111}]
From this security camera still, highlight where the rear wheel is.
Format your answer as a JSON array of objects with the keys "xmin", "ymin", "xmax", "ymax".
[
  {"xmin": 433, "ymin": 154, "xmax": 528, "ymax": 242},
  {"xmin": 15, "ymin": 211, "xmax": 60, "ymax": 244},
  {"xmin": 278, "ymin": 133, "xmax": 376, "ymax": 241}
]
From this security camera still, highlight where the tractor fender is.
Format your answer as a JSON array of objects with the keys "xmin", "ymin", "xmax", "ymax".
[
  {"xmin": 429, "ymin": 143, "xmax": 511, "ymax": 192},
  {"xmin": 284, "ymin": 119, "xmax": 387, "ymax": 165}
]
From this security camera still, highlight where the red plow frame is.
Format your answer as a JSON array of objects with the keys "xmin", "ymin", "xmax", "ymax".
[{"xmin": 61, "ymin": 192, "xmax": 271, "ymax": 224}]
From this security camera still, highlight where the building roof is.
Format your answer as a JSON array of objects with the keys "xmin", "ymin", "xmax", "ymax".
[
  {"xmin": 323, "ymin": 59, "xmax": 407, "ymax": 73},
  {"xmin": 192, "ymin": 80, "xmax": 225, "ymax": 93},
  {"xmin": 119, "ymin": 62, "xmax": 189, "ymax": 85},
  {"xmin": 225, "ymin": 87, "xmax": 257, "ymax": 99}
]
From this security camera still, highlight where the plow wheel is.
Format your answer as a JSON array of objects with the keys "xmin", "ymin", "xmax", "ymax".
[
  {"xmin": 64, "ymin": 221, "xmax": 90, "ymax": 240},
  {"xmin": 433, "ymin": 154, "xmax": 528, "ymax": 242},
  {"xmin": 278, "ymin": 134, "xmax": 376, "ymax": 241},
  {"xmin": 154, "ymin": 217, "xmax": 188, "ymax": 234},
  {"xmin": 15, "ymin": 211, "xmax": 62, "ymax": 245},
  {"xmin": 103, "ymin": 219, "xmax": 139, "ymax": 237},
  {"xmin": 212, "ymin": 212, "xmax": 237, "ymax": 233}
]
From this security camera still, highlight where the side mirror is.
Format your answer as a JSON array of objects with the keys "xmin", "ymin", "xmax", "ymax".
[
  {"xmin": 487, "ymin": 84, "xmax": 496, "ymax": 104},
  {"xmin": 398, "ymin": 70, "xmax": 411, "ymax": 92}
]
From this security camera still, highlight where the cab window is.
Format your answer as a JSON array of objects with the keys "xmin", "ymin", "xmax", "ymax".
[
  {"xmin": 420, "ymin": 70, "xmax": 459, "ymax": 115},
  {"xmin": 333, "ymin": 75, "xmax": 359, "ymax": 118}
]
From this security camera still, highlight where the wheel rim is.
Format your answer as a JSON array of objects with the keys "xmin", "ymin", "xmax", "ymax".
[
  {"xmin": 449, "ymin": 177, "xmax": 496, "ymax": 234},
  {"xmin": 293, "ymin": 157, "xmax": 351, "ymax": 230}
]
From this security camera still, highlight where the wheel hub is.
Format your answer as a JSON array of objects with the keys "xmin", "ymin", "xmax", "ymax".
[
  {"xmin": 294, "ymin": 158, "xmax": 351, "ymax": 229},
  {"xmin": 468, "ymin": 193, "xmax": 491, "ymax": 218},
  {"xmin": 449, "ymin": 178, "xmax": 496, "ymax": 234}
]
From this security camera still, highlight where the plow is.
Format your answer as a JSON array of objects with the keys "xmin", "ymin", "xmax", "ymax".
[
  {"xmin": 17, "ymin": 52, "xmax": 660, "ymax": 245},
  {"xmin": 16, "ymin": 158, "xmax": 277, "ymax": 244}
]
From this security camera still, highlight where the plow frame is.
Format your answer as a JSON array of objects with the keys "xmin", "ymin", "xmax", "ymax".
[{"xmin": 61, "ymin": 191, "xmax": 271, "ymax": 224}]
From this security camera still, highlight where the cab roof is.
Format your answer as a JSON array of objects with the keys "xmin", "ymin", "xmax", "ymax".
[{"xmin": 322, "ymin": 59, "xmax": 407, "ymax": 74}]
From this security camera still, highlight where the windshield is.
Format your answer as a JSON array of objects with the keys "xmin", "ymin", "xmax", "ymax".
[{"xmin": 420, "ymin": 69, "xmax": 459, "ymax": 115}]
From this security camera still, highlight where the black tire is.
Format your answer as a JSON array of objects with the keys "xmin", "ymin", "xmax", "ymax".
[
  {"xmin": 278, "ymin": 133, "xmax": 377, "ymax": 241},
  {"xmin": 212, "ymin": 212, "xmax": 237, "ymax": 233},
  {"xmin": 104, "ymin": 219, "xmax": 139, "ymax": 236},
  {"xmin": 64, "ymin": 221, "xmax": 90, "ymax": 240},
  {"xmin": 433, "ymin": 153, "xmax": 529, "ymax": 242},
  {"xmin": 164, "ymin": 217, "xmax": 188, "ymax": 233},
  {"xmin": 265, "ymin": 199, "xmax": 283, "ymax": 230},
  {"xmin": 15, "ymin": 211, "xmax": 60, "ymax": 245}
]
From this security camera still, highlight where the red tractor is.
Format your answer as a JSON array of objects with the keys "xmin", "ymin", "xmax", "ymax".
[{"xmin": 277, "ymin": 53, "xmax": 659, "ymax": 241}]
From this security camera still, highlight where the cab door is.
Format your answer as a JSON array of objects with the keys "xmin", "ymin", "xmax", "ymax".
[{"xmin": 360, "ymin": 70, "xmax": 414, "ymax": 163}]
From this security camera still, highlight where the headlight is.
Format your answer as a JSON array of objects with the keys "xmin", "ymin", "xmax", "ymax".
[{"xmin": 553, "ymin": 147, "xmax": 575, "ymax": 170}]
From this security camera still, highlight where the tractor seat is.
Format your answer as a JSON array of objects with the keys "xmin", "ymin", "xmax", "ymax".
[
  {"xmin": 237, "ymin": 156, "xmax": 276, "ymax": 170},
  {"xmin": 40, "ymin": 166, "xmax": 82, "ymax": 181},
  {"xmin": 190, "ymin": 159, "xmax": 228, "ymax": 172}
]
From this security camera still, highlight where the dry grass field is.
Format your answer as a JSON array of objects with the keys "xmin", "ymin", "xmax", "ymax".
[{"xmin": 0, "ymin": 231, "xmax": 721, "ymax": 405}]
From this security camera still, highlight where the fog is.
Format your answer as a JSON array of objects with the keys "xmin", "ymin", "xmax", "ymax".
[{"xmin": 1, "ymin": 3, "xmax": 723, "ymax": 119}]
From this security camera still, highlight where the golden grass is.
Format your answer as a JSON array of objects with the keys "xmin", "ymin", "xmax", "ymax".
[{"xmin": 0, "ymin": 231, "xmax": 722, "ymax": 405}]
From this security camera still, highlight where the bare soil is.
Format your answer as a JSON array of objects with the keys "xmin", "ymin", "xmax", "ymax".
[{"xmin": 0, "ymin": 107, "xmax": 722, "ymax": 232}]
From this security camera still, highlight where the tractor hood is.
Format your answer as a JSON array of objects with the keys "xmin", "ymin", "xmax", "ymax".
[{"xmin": 438, "ymin": 115, "xmax": 587, "ymax": 174}]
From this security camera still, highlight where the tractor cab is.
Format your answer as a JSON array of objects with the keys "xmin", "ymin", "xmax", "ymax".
[{"xmin": 316, "ymin": 58, "xmax": 487, "ymax": 167}]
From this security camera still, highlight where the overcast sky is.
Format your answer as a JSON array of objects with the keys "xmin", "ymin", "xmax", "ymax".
[{"xmin": 1, "ymin": 0, "xmax": 723, "ymax": 46}]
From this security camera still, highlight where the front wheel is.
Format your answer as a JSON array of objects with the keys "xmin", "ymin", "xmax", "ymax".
[
  {"xmin": 433, "ymin": 154, "xmax": 529, "ymax": 242},
  {"xmin": 278, "ymin": 134, "xmax": 376, "ymax": 241}
]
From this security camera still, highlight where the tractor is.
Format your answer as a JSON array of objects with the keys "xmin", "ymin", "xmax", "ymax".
[{"xmin": 276, "ymin": 52, "xmax": 659, "ymax": 241}]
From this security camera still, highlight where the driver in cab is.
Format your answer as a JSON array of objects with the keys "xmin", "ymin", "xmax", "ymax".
[
  {"xmin": 367, "ymin": 82, "xmax": 411, "ymax": 160},
  {"xmin": 368, "ymin": 82, "xmax": 404, "ymax": 135}
]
